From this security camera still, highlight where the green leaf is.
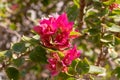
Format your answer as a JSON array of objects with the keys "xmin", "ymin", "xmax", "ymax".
[
  {"xmin": 73, "ymin": 0, "xmax": 80, "ymax": 8},
  {"xmin": 71, "ymin": 60, "xmax": 78, "ymax": 69},
  {"xmin": 9, "ymin": 23, "xmax": 17, "ymax": 30},
  {"xmin": 0, "ymin": 50, "xmax": 6, "ymax": 57},
  {"xmin": 29, "ymin": 46, "xmax": 47, "ymax": 63},
  {"xmin": 89, "ymin": 34, "xmax": 101, "ymax": 46},
  {"xmin": 22, "ymin": 35, "xmax": 40, "ymax": 45},
  {"xmin": 22, "ymin": 35, "xmax": 40, "ymax": 41},
  {"xmin": 108, "ymin": 47, "xmax": 118, "ymax": 58},
  {"xmin": 115, "ymin": 37, "xmax": 120, "ymax": 45},
  {"xmin": 76, "ymin": 58, "xmax": 90, "ymax": 74},
  {"xmin": 32, "ymin": 35, "xmax": 40, "ymax": 40},
  {"xmin": 115, "ymin": 58, "xmax": 120, "ymax": 66},
  {"xmin": 67, "ymin": 77, "xmax": 76, "ymax": 80},
  {"xmin": 111, "ymin": 9, "xmax": 120, "ymax": 15},
  {"xmin": 66, "ymin": 5, "xmax": 79, "ymax": 21},
  {"xmin": 67, "ymin": 67, "xmax": 76, "ymax": 75},
  {"xmin": 100, "ymin": 39, "xmax": 111, "ymax": 43},
  {"xmin": 107, "ymin": 25, "xmax": 120, "ymax": 32},
  {"xmin": 13, "ymin": 58, "xmax": 24, "ymax": 67},
  {"xmin": 54, "ymin": 73, "xmax": 69, "ymax": 80},
  {"xmin": 6, "ymin": 67, "xmax": 19, "ymax": 80},
  {"xmin": 0, "ymin": 50, "xmax": 12, "ymax": 60},
  {"xmin": 88, "ymin": 28, "xmax": 100, "ymax": 36},
  {"xmin": 93, "ymin": 1, "xmax": 102, "ymax": 9},
  {"xmin": 112, "ymin": 67, "xmax": 120, "ymax": 78},
  {"xmin": 88, "ymin": 65, "xmax": 106, "ymax": 74},
  {"xmin": 103, "ymin": 0, "xmax": 115, "ymax": 5},
  {"xmin": 12, "ymin": 42, "xmax": 27, "ymax": 53},
  {"xmin": 86, "ymin": 11, "xmax": 97, "ymax": 18},
  {"xmin": 0, "ymin": 12, "xmax": 6, "ymax": 17},
  {"xmin": 115, "ymin": 0, "xmax": 120, "ymax": 3},
  {"xmin": 100, "ymin": 33, "xmax": 113, "ymax": 43},
  {"xmin": 93, "ymin": 0, "xmax": 100, "ymax": 2},
  {"xmin": 0, "ymin": 51, "xmax": 6, "ymax": 62},
  {"xmin": 42, "ymin": 0, "xmax": 50, "ymax": 6},
  {"xmin": 70, "ymin": 31, "xmax": 81, "ymax": 37},
  {"xmin": 5, "ymin": 50, "xmax": 12, "ymax": 58},
  {"xmin": 22, "ymin": 35, "xmax": 32, "ymax": 41},
  {"xmin": 98, "ymin": 8, "xmax": 109, "ymax": 16}
]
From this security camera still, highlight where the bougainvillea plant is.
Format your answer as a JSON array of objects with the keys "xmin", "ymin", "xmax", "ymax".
[
  {"xmin": 34, "ymin": 13, "xmax": 81, "ymax": 76},
  {"xmin": 0, "ymin": 0, "xmax": 120, "ymax": 80}
]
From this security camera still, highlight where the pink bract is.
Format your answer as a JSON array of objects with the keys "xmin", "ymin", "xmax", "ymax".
[
  {"xmin": 47, "ymin": 58, "xmax": 59, "ymax": 76},
  {"xmin": 34, "ymin": 13, "xmax": 78, "ymax": 50},
  {"xmin": 109, "ymin": 3, "xmax": 120, "ymax": 11},
  {"xmin": 47, "ymin": 53, "xmax": 62, "ymax": 76},
  {"xmin": 62, "ymin": 46, "xmax": 81, "ymax": 66},
  {"xmin": 47, "ymin": 46, "xmax": 81, "ymax": 76},
  {"xmin": 56, "ymin": 13, "xmax": 73, "ymax": 32}
]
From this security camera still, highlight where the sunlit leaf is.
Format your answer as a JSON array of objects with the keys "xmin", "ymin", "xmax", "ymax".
[
  {"xmin": 9, "ymin": 23, "xmax": 17, "ymax": 30},
  {"xmin": 70, "ymin": 31, "xmax": 81, "ymax": 38},
  {"xmin": 67, "ymin": 77, "xmax": 75, "ymax": 80},
  {"xmin": 73, "ymin": 0, "xmax": 80, "ymax": 8},
  {"xmin": 103, "ymin": 0, "xmax": 115, "ymax": 5},
  {"xmin": 0, "ymin": 51, "xmax": 6, "ymax": 57},
  {"xmin": 107, "ymin": 25, "xmax": 120, "ymax": 32},
  {"xmin": 108, "ymin": 47, "xmax": 118, "ymax": 59},
  {"xmin": 115, "ymin": 36, "xmax": 120, "ymax": 45},
  {"xmin": 89, "ymin": 65, "xmax": 106, "ymax": 74}
]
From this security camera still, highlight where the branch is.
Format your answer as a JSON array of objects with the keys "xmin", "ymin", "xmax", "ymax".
[
  {"xmin": 96, "ymin": 45, "xmax": 104, "ymax": 66},
  {"xmin": 0, "ymin": 50, "xmax": 31, "ymax": 71},
  {"xmin": 96, "ymin": 17, "xmax": 108, "ymax": 66},
  {"xmin": 78, "ymin": 0, "xmax": 85, "ymax": 31}
]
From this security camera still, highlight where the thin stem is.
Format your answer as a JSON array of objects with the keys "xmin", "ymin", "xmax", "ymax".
[
  {"xmin": 96, "ymin": 17, "xmax": 107, "ymax": 66},
  {"xmin": 0, "ymin": 50, "xmax": 31, "ymax": 71},
  {"xmin": 78, "ymin": 0, "xmax": 85, "ymax": 31},
  {"xmin": 96, "ymin": 45, "xmax": 104, "ymax": 66}
]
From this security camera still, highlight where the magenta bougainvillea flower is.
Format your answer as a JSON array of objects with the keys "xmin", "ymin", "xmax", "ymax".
[
  {"xmin": 47, "ymin": 46, "xmax": 81, "ymax": 76},
  {"xmin": 62, "ymin": 46, "xmax": 81, "ymax": 66},
  {"xmin": 47, "ymin": 58, "xmax": 59, "ymax": 76},
  {"xmin": 34, "ymin": 13, "xmax": 79, "ymax": 50},
  {"xmin": 109, "ymin": 3, "xmax": 120, "ymax": 11},
  {"xmin": 47, "ymin": 53, "xmax": 63, "ymax": 76}
]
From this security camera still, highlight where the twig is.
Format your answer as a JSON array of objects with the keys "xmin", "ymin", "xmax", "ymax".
[
  {"xmin": 78, "ymin": 0, "xmax": 85, "ymax": 31},
  {"xmin": 96, "ymin": 17, "xmax": 107, "ymax": 66},
  {"xmin": 96, "ymin": 45, "xmax": 104, "ymax": 66},
  {"xmin": 0, "ymin": 50, "xmax": 31, "ymax": 71}
]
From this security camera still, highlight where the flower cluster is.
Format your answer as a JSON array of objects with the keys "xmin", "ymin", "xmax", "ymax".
[
  {"xmin": 109, "ymin": 3, "xmax": 120, "ymax": 11},
  {"xmin": 34, "ymin": 13, "xmax": 78, "ymax": 50},
  {"xmin": 47, "ymin": 46, "xmax": 81, "ymax": 76},
  {"xmin": 34, "ymin": 13, "xmax": 81, "ymax": 76}
]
